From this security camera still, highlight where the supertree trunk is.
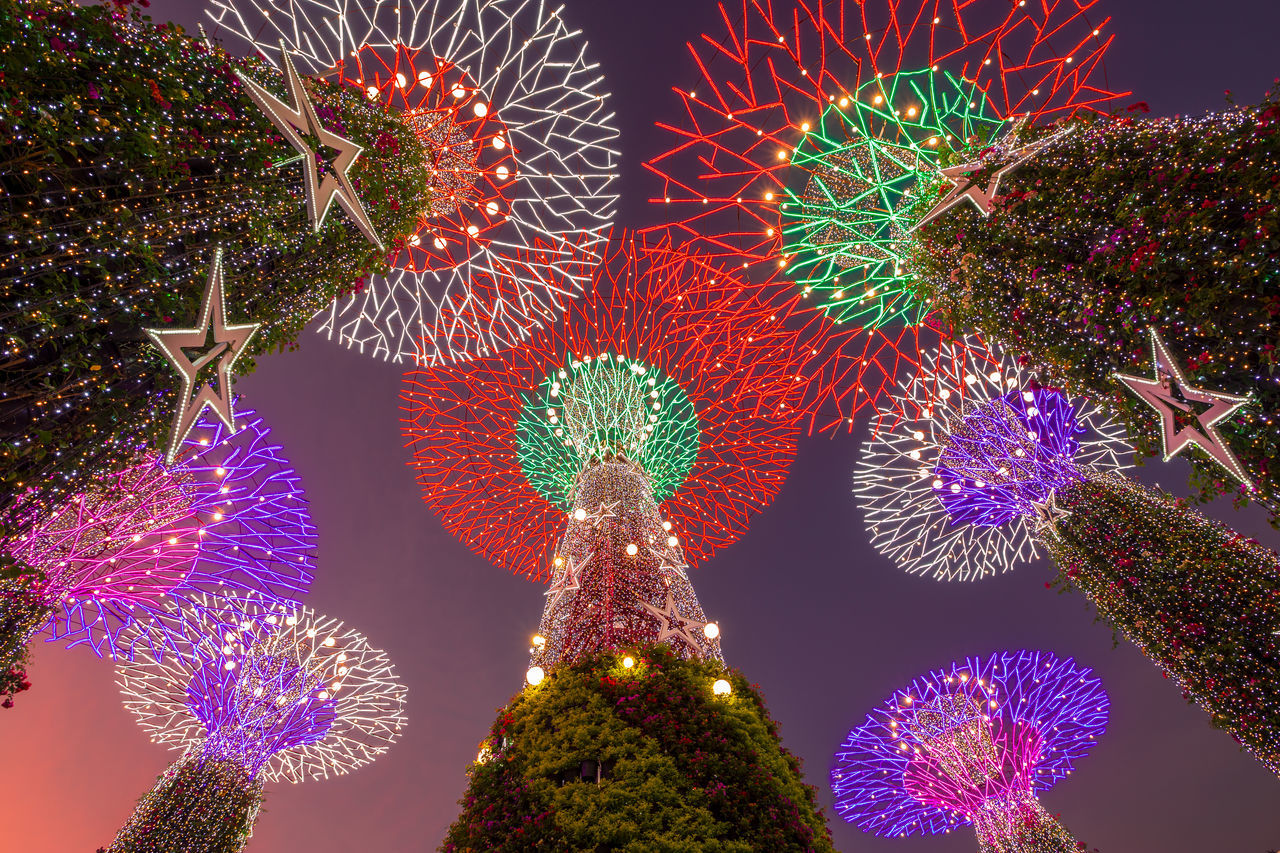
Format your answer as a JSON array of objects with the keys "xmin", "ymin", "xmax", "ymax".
[
  {"xmin": 106, "ymin": 752, "xmax": 263, "ymax": 853},
  {"xmin": 1, "ymin": 0, "xmax": 430, "ymax": 522},
  {"xmin": 910, "ymin": 97, "xmax": 1280, "ymax": 521},
  {"xmin": 973, "ymin": 793, "xmax": 1077, "ymax": 853},
  {"xmin": 1045, "ymin": 471, "xmax": 1280, "ymax": 775},
  {"xmin": 532, "ymin": 459, "xmax": 721, "ymax": 669}
]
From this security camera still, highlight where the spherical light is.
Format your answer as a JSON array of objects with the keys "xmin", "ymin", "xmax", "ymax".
[
  {"xmin": 713, "ymin": 678, "xmax": 732, "ymax": 696},
  {"xmin": 526, "ymin": 666, "xmax": 545, "ymax": 686},
  {"xmin": 703, "ymin": 622, "xmax": 720, "ymax": 640},
  {"xmin": 625, "ymin": 543, "xmax": 638, "ymax": 556},
  {"xmin": 622, "ymin": 656, "xmax": 635, "ymax": 668},
  {"xmin": 532, "ymin": 634, "xmax": 546, "ymax": 648}
]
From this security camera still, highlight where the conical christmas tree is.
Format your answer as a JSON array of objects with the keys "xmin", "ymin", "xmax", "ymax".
[
  {"xmin": 1, "ymin": 0, "xmax": 430, "ymax": 528},
  {"xmin": 909, "ymin": 98, "xmax": 1280, "ymax": 521},
  {"xmin": 403, "ymin": 237, "xmax": 834, "ymax": 850}
]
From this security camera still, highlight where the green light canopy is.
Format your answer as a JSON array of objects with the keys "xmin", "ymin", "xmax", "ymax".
[
  {"xmin": 516, "ymin": 353, "xmax": 700, "ymax": 509},
  {"xmin": 781, "ymin": 68, "xmax": 1006, "ymax": 326}
]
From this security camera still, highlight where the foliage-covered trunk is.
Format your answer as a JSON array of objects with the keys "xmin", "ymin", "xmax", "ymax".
[
  {"xmin": 442, "ymin": 645, "xmax": 835, "ymax": 853},
  {"xmin": 0, "ymin": 0, "xmax": 430, "ymax": 528},
  {"xmin": 910, "ymin": 96, "xmax": 1280, "ymax": 523},
  {"xmin": 106, "ymin": 752, "xmax": 264, "ymax": 853},
  {"xmin": 1046, "ymin": 471, "xmax": 1280, "ymax": 775}
]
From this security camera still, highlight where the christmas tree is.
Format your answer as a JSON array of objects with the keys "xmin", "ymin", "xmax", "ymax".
[
  {"xmin": 403, "ymin": 235, "xmax": 834, "ymax": 849},
  {"xmin": 1, "ymin": 0, "xmax": 430, "ymax": 530},
  {"xmin": 444, "ymin": 645, "xmax": 833, "ymax": 853},
  {"xmin": 909, "ymin": 97, "xmax": 1280, "ymax": 521},
  {"xmin": 856, "ymin": 338, "xmax": 1280, "ymax": 777}
]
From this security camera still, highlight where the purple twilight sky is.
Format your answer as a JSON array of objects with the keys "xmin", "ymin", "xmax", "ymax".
[{"xmin": 2, "ymin": 1, "xmax": 1279, "ymax": 850}]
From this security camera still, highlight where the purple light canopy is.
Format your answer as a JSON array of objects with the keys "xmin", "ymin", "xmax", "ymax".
[
  {"xmin": 933, "ymin": 389, "xmax": 1087, "ymax": 528},
  {"xmin": 831, "ymin": 649, "xmax": 1108, "ymax": 840},
  {"xmin": 186, "ymin": 651, "xmax": 338, "ymax": 770},
  {"xmin": 38, "ymin": 408, "xmax": 316, "ymax": 658}
]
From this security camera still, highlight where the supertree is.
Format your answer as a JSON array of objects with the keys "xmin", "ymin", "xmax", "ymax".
[
  {"xmin": 831, "ymin": 649, "xmax": 1107, "ymax": 853},
  {"xmin": 405, "ymin": 235, "xmax": 835, "ymax": 849},
  {"xmin": 209, "ymin": 0, "xmax": 621, "ymax": 366},
  {"xmin": 855, "ymin": 337, "xmax": 1280, "ymax": 776},
  {"xmin": 107, "ymin": 599, "xmax": 406, "ymax": 853},
  {"xmin": 1, "ymin": 0, "xmax": 432, "ymax": 515},
  {"xmin": 645, "ymin": 0, "xmax": 1121, "ymax": 428},
  {"xmin": 0, "ymin": 408, "xmax": 314, "ymax": 706}
]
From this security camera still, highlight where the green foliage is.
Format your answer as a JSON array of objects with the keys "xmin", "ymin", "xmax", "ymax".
[
  {"xmin": 107, "ymin": 754, "xmax": 263, "ymax": 853},
  {"xmin": 0, "ymin": 0, "xmax": 431, "ymax": 526},
  {"xmin": 909, "ymin": 95, "xmax": 1280, "ymax": 525},
  {"xmin": 0, "ymin": 573, "xmax": 49, "ymax": 707},
  {"xmin": 1048, "ymin": 472, "xmax": 1280, "ymax": 775},
  {"xmin": 442, "ymin": 645, "xmax": 835, "ymax": 852}
]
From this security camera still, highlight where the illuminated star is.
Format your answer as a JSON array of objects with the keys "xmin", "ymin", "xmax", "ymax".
[
  {"xmin": 912, "ymin": 125, "xmax": 1072, "ymax": 231},
  {"xmin": 1115, "ymin": 328, "xmax": 1254, "ymax": 489},
  {"xmin": 544, "ymin": 552, "xmax": 591, "ymax": 611},
  {"xmin": 1028, "ymin": 489, "xmax": 1073, "ymax": 539},
  {"xmin": 585, "ymin": 501, "xmax": 620, "ymax": 528},
  {"xmin": 648, "ymin": 546, "xmax": 689, "ymax": 580},
  {"xmin": 641, "ymin": 590, "xmax": 706, "ymax": 656},
  {"xmin": 236, "ymin": 47, "xmax": 383, "ymax": 249},
  {"xmin": 146, "ymin": 249, "xmax": 259, "ymax": 465}
]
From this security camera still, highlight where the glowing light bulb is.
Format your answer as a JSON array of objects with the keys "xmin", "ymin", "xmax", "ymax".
[
  {"xmin": 526, "ymin": 666, "xmax": 545, "ymax": 686},
  {"xmin": 713, "ymin": 679, "xmax": 732, "ymax": 696}
]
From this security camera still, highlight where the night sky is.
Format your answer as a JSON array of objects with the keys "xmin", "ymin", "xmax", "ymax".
[{"xmin": 3, "ymin": 1, "xmax": 1280, "ymax": 850}]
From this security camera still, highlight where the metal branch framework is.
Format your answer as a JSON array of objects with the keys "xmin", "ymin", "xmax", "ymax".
[
  {"xmin": 831, "ymin": 649, "xmax": 1108, "ymax": 847},
  {"xmin": 5, "ymin": 409, "xmax": 315, "ymax": 658},
  {"xmin": 401, "ymin": 233, "xmax": 806, "ymax": 580},
  {"xmin": 209, "ymin": 0, "xmax": 620, "ymax": 364},
  {"xmin": 854, "ymin": 337, "xmax": 1131, "ymax": 582},
  {"xmin": 117, "ymin": 598, "xmax": 406, "ymax": 784},
  {"xmin": 645, "ymin": 0, "xmax": 1122, "ymax": 427}
]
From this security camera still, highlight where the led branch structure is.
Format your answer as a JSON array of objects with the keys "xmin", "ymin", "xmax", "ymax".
[
  {"xmin": 210, "ymin": 0, "xmax": 620, "ymax": 364},
  {"xmin": 645, "ymin": 0, "xmax": 1121, "ymax": 427},
  {"xmin": 856, "ymin": 338, "xmax": 1280, "ymax": 776},
  {"xmin": 402, "ymin": 234, "xmax": 805, "ymax": 672},
  {"xmin": 108, "ymin": 599, "xmax": 406, "ymax": 853},
  {"xmin": 1, "ymin": 410, "xmax": 314, "ymax": 670},
  {"xmin": 832, "ymin": 649, "xmax": 1107, "ymax": 853}
]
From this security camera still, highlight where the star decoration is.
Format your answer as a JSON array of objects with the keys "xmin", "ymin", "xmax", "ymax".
[
  {"xmin": 912, "ymin": 125, "xmax": 1072, "ymax": 231},
  {"xmin": 641, "ymin": 590, "xmax": 707, "ymax": 656},
  {"xmin": 544, "ymin": 552, "xmax": 591, "ymax": 612},
  {"xmin": 146, "ymin": 249, "xmax": 259, "ymax": 465},
  {"xmin": 1028, "ymin": 489, "xmax": 1073, "ymax": 539},
  {"xmin": 648, "ymin": 546, "xmax": 689, "ymax": 580},
  {"xmin": 585, "ymin": 501, "xmax": 620, "ymax": 528},
  {"xmin": 236, "ymin": 47, "xmax": 383, "ymax": 249},
  {"xmin": 1115, "ymin": 328, "xmax": 1255, "ymax": 489}
]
